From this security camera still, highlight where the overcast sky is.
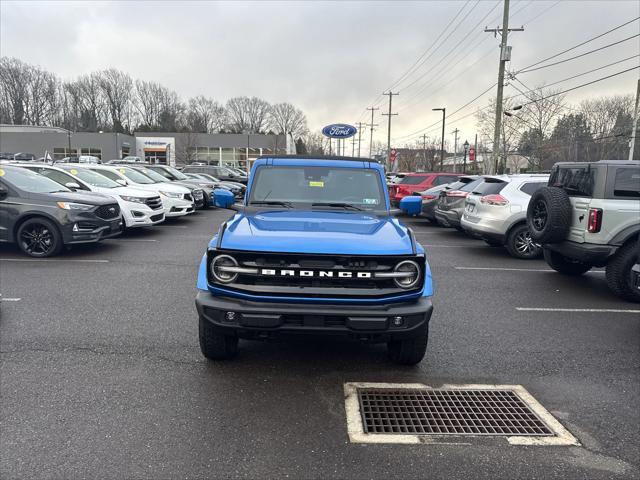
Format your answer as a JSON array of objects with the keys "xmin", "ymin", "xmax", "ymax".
[{"xmin": 1, "ymin": 0, "xmax": 639, "ymax": 149}]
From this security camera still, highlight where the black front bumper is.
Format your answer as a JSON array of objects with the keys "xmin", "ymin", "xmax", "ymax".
[
  {"xmin": 196, "ymin": 291, "xmax": 433, "ymax": 342},
  {"xmin": 61, "ymin": 214, "xmax": 124, "ymax": 244},
  {"xmin": 545, "ymin": 240, "xmax": 617, "ymax": 267}
]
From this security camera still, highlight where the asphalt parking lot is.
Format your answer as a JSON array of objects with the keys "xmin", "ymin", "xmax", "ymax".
[{"xmin": 1, "ymin": 209, "xmax": 639, "ymax": 480}]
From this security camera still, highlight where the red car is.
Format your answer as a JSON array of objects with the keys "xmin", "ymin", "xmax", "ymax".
[{"xmin": 389, "ymin": 173, "xmax": 462, "ymax": 206}]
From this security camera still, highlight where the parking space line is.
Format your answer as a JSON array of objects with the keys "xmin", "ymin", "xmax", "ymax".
[
  {"xmin": 516, "ymin": 307, "xmax": 640, "ymax": 313},
  {"xmin": 107, "ymin": 239, "xmax": 158, "ymax": 242},
  {"xmin": 425, "ymin": 245, "xmax": 486, "ymax": 248},
  {"xmin": 1, "ymin": 298, "xmax": 21, "ymax": 302},
  {"xmin": 0, "ymin": 258, "xmax": 109, "ymax": 263},
  {"xmin": 455, "ymin": 266, "xmax": 605, "ymax": 273}
]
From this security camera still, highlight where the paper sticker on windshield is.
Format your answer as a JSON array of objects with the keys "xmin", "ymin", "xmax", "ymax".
[
  {"xmin": 70, "ymin": 169, "xmax": 78, "ymax": 175},
  {"xmin": 309, "ymin": 181, "xmax": 324, "ymax": 187},
  {"xmin": 119, "ymin": 168, "xmax": 126, "ymax": 174},
  {"xmin": 0, "ymin": 169, "xmax": 4, "ymax": 177},
  {"xmin": 363, "ymin": 198, "xmax": 378, "ymax": 205}
]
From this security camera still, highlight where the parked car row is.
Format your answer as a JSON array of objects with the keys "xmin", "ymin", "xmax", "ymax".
[
  {"xmin": 0, "ymin": 162, "xmax": 233, "ymax": 258},
  {"xmin": 407, "ymin": 160, "xmax": 640, "ymax": 302}
]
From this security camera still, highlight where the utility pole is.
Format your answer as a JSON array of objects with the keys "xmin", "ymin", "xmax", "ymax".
[
  {"xmin": 452, "ymin": 128, "xmax": 460, "ymax": 173},
  {"xmin": 421, "ymin": 134, "xmax": 427, "ymax": 171},
  {"xmin": 630, "ymin": 78, "xmax": 640, "ymax": 160},
  {"xmin": 351, "ymin": 136, "xmax": 357, "ymax": 157},
  {"xmin": 382, "ymin": 92, "xmax": 399, "ymax": 166},
  {"xmin": 356, "ymin": 122, "xmax": 365, "ymax": 157},
  {"xmin": 432, "ymin": 108, "xmax": 446, "ymax": 171},
  {"xmin": 366, "ymin": 107, "xmax": 379, "ymax": 158},
  {"xmin": 485, "ymin": 0, "xmax": 524, "ymax": 174},
  {"xmin": 474, "ymin": 133, "xmax": 478, "ymax": 173}
]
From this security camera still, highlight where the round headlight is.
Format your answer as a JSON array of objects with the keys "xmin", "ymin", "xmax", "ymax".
[
  {"xmin": 210, "ymin": 254, "xmax": 239, "ymax": 283},
  {"xmin": 393, "ymin": 260, "xmax": 421, "ymax": 289}
]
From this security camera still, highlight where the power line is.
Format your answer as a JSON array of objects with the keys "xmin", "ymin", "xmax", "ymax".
[
  {"xmin": 515, "ymin": 66, "xmax": 640, "ymax": 108},
  {"xmin": 517, "ymin": 17, "xmax": 640, "ymax": 72}
]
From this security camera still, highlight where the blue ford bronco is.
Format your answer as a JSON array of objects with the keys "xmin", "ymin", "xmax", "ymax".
[{"xmin": 195, "ymin": 155, "xmax": 433, "ymax": 364}]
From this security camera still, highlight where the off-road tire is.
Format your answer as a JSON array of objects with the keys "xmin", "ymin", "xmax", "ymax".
[
  {"xmin": 199, "ymin": 317, "xmax": 239, "ymax": 360},
  {"xmin": 605, "ymin": 242, "xmax": 640, "ymax": 303},
  {"xmin": 16, "ymin": 217, "xmax": 63, "ymax": 258},
  {"xmin": 506, "ymin": 224, "xmax": 542, "ymax": 259},
  {"xmin": 387, "ymin": 329, "xmax": 428, "ymax": 365},
  {"xmin": 543, "ymin": 249, "xmax": 592, "ymax": 276},
  {"xmin": 527, "ymin": 187, "xmax": 571, "ymax": 243}
]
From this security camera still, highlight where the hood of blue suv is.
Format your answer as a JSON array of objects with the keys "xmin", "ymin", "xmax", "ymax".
[{"xmin": 215, "ymin": 210, "xmax": 414, "ymax": 255}]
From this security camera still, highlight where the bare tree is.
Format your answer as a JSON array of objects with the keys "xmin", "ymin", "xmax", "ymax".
[
  {"xmin": 186, "ymin": 95, "xmax": 226, "ymax": 133},
  {"xmin": 74, "ymin": 73, "xmax": 107, "ymax": 131},
  {"xmin": 98, "ymin": 69, "xmax": 133, "ymax": 133},
  {"xmin": 301, "ymin": 132, "xmax": 326, "ymax": 155},
  {"xmin": 268, "ymin": 102, "xmax": 308, "ymax": 137},
  {"xmin": 0, "ymin": 57, "xmax": 29, "ymax": 124},
  {"xmin": 226, "ymin": 96, "xmax": 271, "ymax": 133},
  {"xmin": 134, "ymin": 80, "xmax": 184, "ymax": 131},
  {"xmin": 580, "ymin": 94, "xmax": 634, "ymax": 159}
]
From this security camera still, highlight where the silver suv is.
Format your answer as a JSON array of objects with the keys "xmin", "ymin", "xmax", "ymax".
[
  {"xmin": 461, "ymin": 174, "xmax": 549, "ymax": 259},
  {"xmin": 527, "ymin": 160, "xmax": 640, "ymax": 302}
]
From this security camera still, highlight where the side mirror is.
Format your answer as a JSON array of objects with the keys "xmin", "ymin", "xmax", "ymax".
[
  {"xmin": 213, "ymin": 188, "xmax": 235, "ymax": 209},
  {"xmin": 399, "ymin": 196, "xmax": 422, "ymax": 216},
  {"xmin": 65, "ymin": 182, "xmax": 81, "ymax": 191},
  {"xmin": 116, "ymin": 179, "xmax": 127, "ymax": 186},
  {"xmin": 0, "ymin": 184, "xmax": 7, "ymax": 200}
]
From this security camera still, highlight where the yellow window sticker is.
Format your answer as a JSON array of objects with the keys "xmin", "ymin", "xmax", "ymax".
[
  {"xmin": 0, "ymin": 168, "xmax": 4, "ymax": 177},
  {"xmin": 119, "ymin": 168, "xmax": 126, "ymax": 174},
  {"xmin": 70, "ymin": 169, "xmax": 78, "ymax": 175},
  {"xmin": 309, "ymin": 181, "xmax": 324, "ymax": 187}
]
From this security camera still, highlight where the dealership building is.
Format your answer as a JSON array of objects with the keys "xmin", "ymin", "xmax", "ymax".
[{"xmin": 0, "ymin": 125, "xmax": 291, "ymax": 167}]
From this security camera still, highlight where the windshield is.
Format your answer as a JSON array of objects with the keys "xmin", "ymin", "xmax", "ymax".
[
  {"xmin": 200, "ymin": 173, "xmax": 221, "ymax": 182},
  {"xmin": 460, "ymin": 178, "xmax": 485, "ymax": 192},
  {"xmin": 64, "ymin": 167, "xmax": 120, "ymax": 188},
  {"xmin": 0, "ymin": 167, "xmax": 70, "ymax": 193},
  {"xmin": 248, "ymin": 165, "xmax": 384, "ymax": 209},
  {"xmin": 135, "ymin": 167, "xmax": 170, "ymax": 183},
  {"xmin": 164, "ymin": 166, "xmax": 189, "ymax": 180},
  {"xmin": 117, "ymin": 167, "xmax": 156, "ymax": 184},
  {"xmin": 400, "ymin": 175, "xmax": 430, "ymax": 185}
]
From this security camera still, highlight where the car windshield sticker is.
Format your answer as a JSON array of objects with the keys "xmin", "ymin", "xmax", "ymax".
[
  {"xmin": 309, "ymin": 181, "xmax": 324, "ymax": 187},
  {"xmin": 119, "ymin": 168, "xmax": 126, "ymax": 174},
  {"xmin": 363, "ymin": 198, "xmax": 378, "ymax": 205},
  {"xmin": 70, "ymin": 169, "xmax": 78, "ymax": 175},
  {"xmin": 0, "ymin": 168, "xmax": 4, "ymax": 177}
]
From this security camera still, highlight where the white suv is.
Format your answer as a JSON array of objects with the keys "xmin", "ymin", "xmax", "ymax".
[
  {"xmin": 79, "ymin": 165, "xmax": 194, "ymax": 217},
  {"xmin": 17, "ymin": 164, "xmax": 166, "ymax": 228},
  {"xmin": 461, "ymin": 174, "xmax": 549, "ymax": 259}
]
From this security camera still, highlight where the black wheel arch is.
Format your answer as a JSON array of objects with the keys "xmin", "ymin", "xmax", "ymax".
[{"xmin": 610, "ymin": 226, "xmax": 640, "ymax": 247}]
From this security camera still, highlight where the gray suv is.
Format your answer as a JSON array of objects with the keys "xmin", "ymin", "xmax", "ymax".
[{"xmin": 526, "ymin": 160, "xmax": 640, "ymax": 302}]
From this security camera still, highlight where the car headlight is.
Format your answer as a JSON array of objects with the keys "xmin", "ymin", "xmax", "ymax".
[
  {"xmin": 159, "ymin": 191, "xmax": 181, "ymax": 198},
  {"xmin": 392, "ymin": 260, "xmax": 421, "ymax": 289},
  {"xmin": 119, "ymin": 195, "xmax": 147, "ymax": 204},
  {"xmin": 56, "ymin": 202, "xmax": 94, "ymax": 211},
  {"xmin": 210, "ymin": 254, "xmax": 239, "ymax": 284}
]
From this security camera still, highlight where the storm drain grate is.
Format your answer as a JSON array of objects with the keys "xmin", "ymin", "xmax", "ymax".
[{"xmin": 358, "ymin": 388, "xmax": 554, "ymax": 436}]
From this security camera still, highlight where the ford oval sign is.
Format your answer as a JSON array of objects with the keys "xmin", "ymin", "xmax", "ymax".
[{"xmin": 322, "ymin": 124, "xmax": 357, "ymax": 139}]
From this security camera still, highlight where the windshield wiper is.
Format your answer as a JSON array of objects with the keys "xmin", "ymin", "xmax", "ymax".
[
  {"xmin": 249, "ymin": 200, "xmax": 293, "ymax": 208},
  {"xmin": 311, "ymin": 202, "xmax": 364, "ymax": 211}
]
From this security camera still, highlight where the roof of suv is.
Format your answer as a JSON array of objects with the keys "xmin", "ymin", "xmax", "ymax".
[{"xmin": 554, "ymin": 160, "xmax": 640, "ymax": 167}]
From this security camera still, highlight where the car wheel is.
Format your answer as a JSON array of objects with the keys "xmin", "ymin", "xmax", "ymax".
[
  {"xmin": 543, "ymin": 248, "xmax": 592, "ymax": 275},
  {"xmin": 199, "ymin": 316, "xmax": 238, "ymax": 360},
  {"xmin": 506, "ymin": 224, "xmax": 542, "ymax": 259},
  {"xmin": 605, "ymin": 241, "xmax": 640, "ymax": 303},
  {"xmin": 387, "ymin": 328, "xmax": 428, "ymax": 365},
  {"xmin": 527, "ymin": 187, "xmax": 571, "ymax": 243},
  {"xmin": 16, "ymin": 217, "xmax": 63, "ymax": 258}
]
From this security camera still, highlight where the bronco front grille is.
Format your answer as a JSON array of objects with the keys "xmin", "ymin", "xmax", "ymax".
[
  {"xmin": 94, "ymin": 204, "xmax": 120, "ymax": 220},
  {"xmin": 208, "ymin": 251, "xmax": 425, "ymax": 299}
]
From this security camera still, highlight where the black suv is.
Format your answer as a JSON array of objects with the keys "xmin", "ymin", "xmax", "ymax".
[
  {"xmin": 182, "ymin": 165, "xmax": 248, "ymax": 185},
  {"xmin": 0, "ymin": 165, "xmax": 123, "ymax": 257}
]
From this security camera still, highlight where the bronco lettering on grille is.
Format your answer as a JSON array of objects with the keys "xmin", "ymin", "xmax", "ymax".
[{"xmin": 260, "ymin": 269, "xmax": 372, "ymax": 278}]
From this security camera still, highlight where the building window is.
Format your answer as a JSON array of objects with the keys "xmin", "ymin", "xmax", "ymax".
[
  {"xmin": 248, "ymin": 148, "xmax": 261, "ymax": 159},
  {"xmin": 221, "ymin": 148, "xmax": 235, "ymax": 162},
  {"xmin": 191, "ymin": 146, "xmax": 220, "ymax": 164},
  {"xmin": 53, "ymin": 147, "xmax": 78, "ymax": 159},
  {"xmin": 121, "ymin": 147, "xmax": 130, "ymax": 157},
  {"xmin": 80, "ymin": 148, "xmax": 102, "ymax": 160}
]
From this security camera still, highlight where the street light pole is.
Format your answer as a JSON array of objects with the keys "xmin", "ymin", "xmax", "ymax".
[
  {"xmin": 433, "ymin": 108, "xmax": 446, "ymax": 171},
  {"xmin": 463, "ymin": 140, "xmax": 469, "ymax": 174}
]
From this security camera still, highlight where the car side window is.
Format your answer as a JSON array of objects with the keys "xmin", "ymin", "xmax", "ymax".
[
  {"xmin": 612, "ymin": 168, "xmax": 640, "ymax": 198},
  {"xmin": 520, "ymin": 182, "xmax": 546, "ymax": 196}
]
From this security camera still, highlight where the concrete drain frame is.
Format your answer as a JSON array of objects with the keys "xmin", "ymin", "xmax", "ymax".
[{"xmin": 344, "ymin": 382, "xmax": 579, "ymax": 446}]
